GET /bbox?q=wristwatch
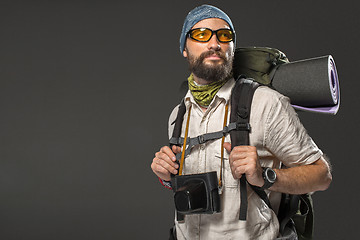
[261,167,277,190]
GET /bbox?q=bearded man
[151,5,332,240]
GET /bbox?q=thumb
[172,145,181,154]
[223,142,232,153]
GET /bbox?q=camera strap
[178,105,192,176]
[219,103,229,189]
[175,102,228,181]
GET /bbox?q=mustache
[199,50,226,61]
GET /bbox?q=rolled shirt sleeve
[251,86,323,167]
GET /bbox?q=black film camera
[171,171,221,214]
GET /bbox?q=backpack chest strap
[169,121,251,158]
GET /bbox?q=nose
[207,34,221,51]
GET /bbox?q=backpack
[233,47,315,239]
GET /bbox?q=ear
[183,49,188,58]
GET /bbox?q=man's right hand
[151,145,181,181]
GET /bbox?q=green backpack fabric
[233,46,289,85]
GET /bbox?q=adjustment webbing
[239,175,248,220]
[169,121,251,158]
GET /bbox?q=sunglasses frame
[187,28,234,43]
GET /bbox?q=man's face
[183,18,235,83]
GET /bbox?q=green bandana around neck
[187,74,228,107]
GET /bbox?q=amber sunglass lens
[216,29,233,42]
[190,29,212,42]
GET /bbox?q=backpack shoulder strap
[230,77,273,220]
[169,100,186,147]
[230,77,263,221]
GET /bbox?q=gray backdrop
[0,0,357,239]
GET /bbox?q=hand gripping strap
[170,100,187,222]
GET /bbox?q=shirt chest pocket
[214,151,240,188]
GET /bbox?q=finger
[155,152,179,169]
[230,151,247,160]
[230,156,259,174]
[230,158,260,181]
[230,165,243,179]
[223,142,232,153]
[153,157,178,175]
[172,145,182,154]
[230,157,247,168]
[160,146,177,161]
[151,161,173,181]
[230,146,257,161]
[231,165,247,179]
[231,159,257,171]
[232,145,257,153]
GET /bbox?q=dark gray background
[0,0,357,239]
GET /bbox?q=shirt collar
[216,78,235,103]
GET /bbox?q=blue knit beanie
[179,4,236,54]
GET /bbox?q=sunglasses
[187,28,234,43]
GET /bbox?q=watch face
[265,168,276,183]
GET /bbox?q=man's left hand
[223,142,264,187]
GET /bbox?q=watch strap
[260,167,276,190]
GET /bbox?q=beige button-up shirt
[168,78,322,240]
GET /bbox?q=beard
[186,49,234,83]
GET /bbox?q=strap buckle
[222,126,229,136]
[236,122,251,132]
[169,137,179,145]
[197,135,206,144]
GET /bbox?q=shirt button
[200,145,205,150]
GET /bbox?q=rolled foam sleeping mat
[271,55,340,114]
